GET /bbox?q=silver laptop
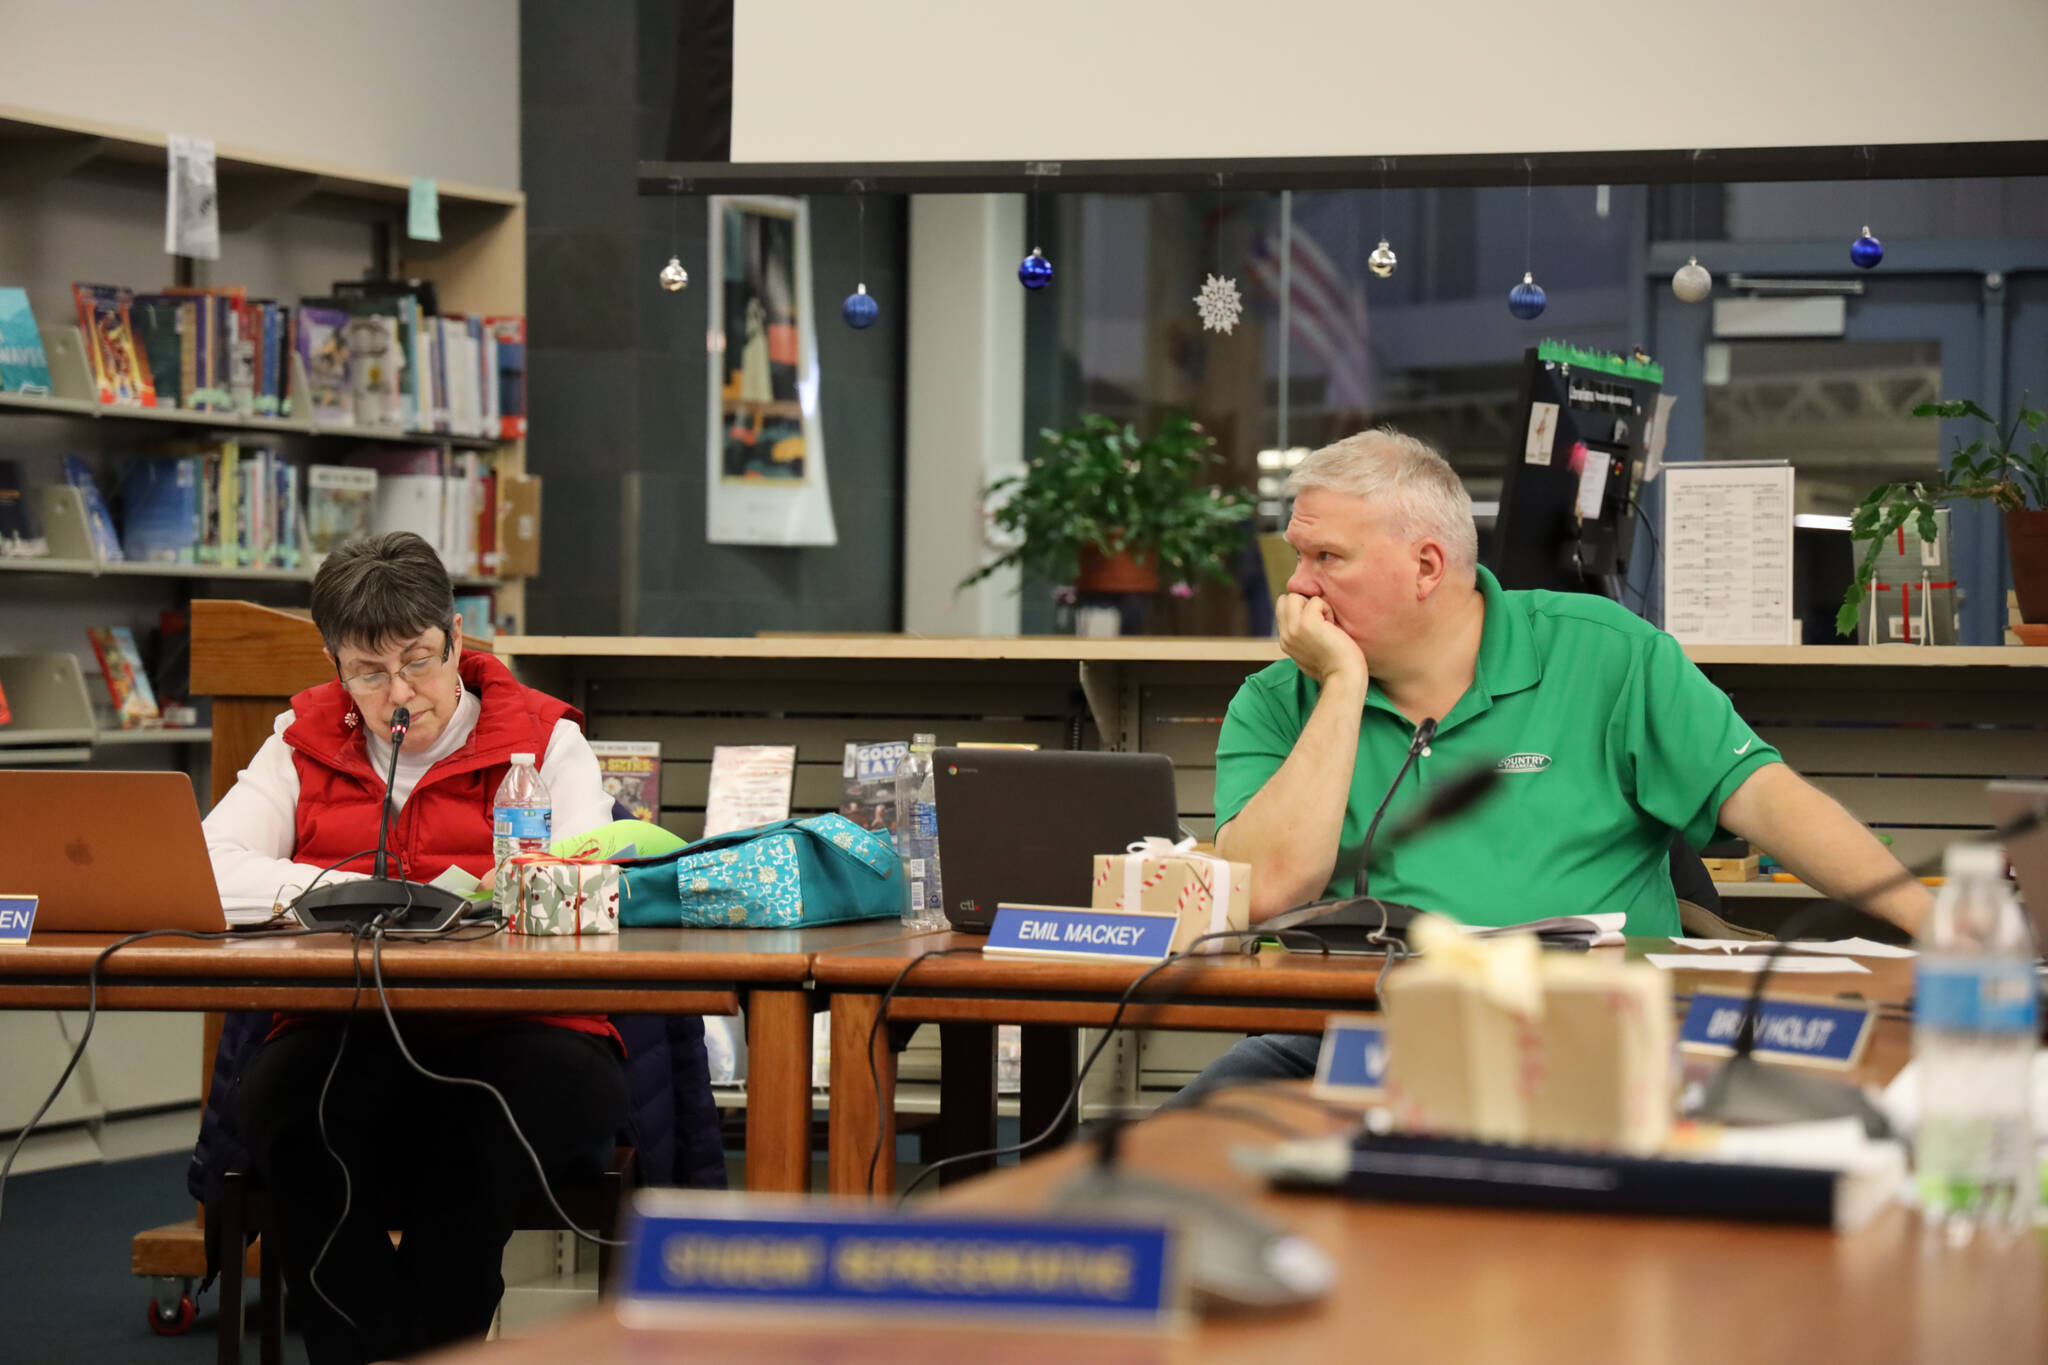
[0,770,227,934]
[1988,780,2048,943]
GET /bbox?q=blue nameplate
[617,1192,1180,1328]
[0,895,37,945]
[1312,1014,1387,1101]
[982,904,1178,962]
[1678,991,1872,1069]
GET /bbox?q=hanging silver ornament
[1671,257,1713,303]
[658,256,689,292]
[1368,239,1397,279]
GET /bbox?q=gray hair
[311,531,456,656]
[1283,428,1478,572]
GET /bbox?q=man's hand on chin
[1277,593,1367,689]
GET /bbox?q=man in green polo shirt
[1184,429,1929,1092]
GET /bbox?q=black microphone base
[1692,1054,1894,1139]
[292,878,473,934]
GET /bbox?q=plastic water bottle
[492,753,552,908]
[892,733,948,931]
[1913,840,2038,1242]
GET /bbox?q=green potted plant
[961,412,1254,596]
[1838,397,2048,637]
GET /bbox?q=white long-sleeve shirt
[203,689,616,921]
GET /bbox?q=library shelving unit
[0,103,535,779]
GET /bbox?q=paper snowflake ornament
[1194,272,1243,334]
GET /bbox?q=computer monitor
[1793,519,1856,644]
[1488,346,1661,599]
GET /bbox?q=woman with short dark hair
[202,531,625,1365]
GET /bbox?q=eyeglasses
[341,653,445,696]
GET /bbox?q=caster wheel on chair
[147,1292,197,1335]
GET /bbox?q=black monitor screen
[1487,348,1661,598]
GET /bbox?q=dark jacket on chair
[186,1009,728,1285]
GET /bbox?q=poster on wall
[705,195,838,546]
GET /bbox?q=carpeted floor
[0,1150,297,1365]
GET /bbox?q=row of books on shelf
[0,282,526,440]
[0,444,533,580]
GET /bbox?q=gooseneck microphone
[290,701,472,933]
[373,705,410,879]
[1357,717,1437,896]
[1384,763,1500,846]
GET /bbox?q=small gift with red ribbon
[505,852,623,936]
[1090,836,1251,955]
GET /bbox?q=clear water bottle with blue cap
[492,753,552,909]
[1914,840,2038,1241]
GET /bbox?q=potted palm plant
[961,412,1254,598]
[1838,397,2047,637]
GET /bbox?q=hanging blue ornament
[1507,271,1547,320]
[1850,226,1884,269]
[1017,247,1054,290]
[842,283,878,330]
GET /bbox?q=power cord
[893,923,1341,1204]
[865,947,988,1197]
[0,846,385,1227]
[367,921,626,1249]
[1621,493,1661,618]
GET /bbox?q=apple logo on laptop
[65,838,92,867]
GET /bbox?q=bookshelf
[0,104,534,786]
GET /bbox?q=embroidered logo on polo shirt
[1495,753,1553,773]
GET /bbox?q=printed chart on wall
[1661,461,1794,645]
[705,195,837,546]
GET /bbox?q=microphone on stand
[1692,796,2048,1135]
[292,703,471,933]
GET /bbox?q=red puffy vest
[282,651,616,1048]
[285,651,576,884]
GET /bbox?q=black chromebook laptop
[933,749,1182,933]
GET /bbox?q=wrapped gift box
[1091,837,1252,955]
[1855,508,1958,645]
[505,854,621,936]
[1382,917,1672,1153]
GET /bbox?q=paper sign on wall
[165,135,219,260]
[408,177,441,242]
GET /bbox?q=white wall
[0,0,521,189]
[902,196,1025,635]
[734,0,2048,163]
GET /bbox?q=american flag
[1244,224,1375,414]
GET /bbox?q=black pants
[230,1020,628,1365]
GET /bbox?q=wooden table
[0,922,914,1193]
[418,1089,2046,1365]
[813,935,1918,1197]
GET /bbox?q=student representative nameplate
[617,1192,1181,1329]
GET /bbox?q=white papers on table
[1665,937,1915,959]
[702,744,798,838]
[1645,953,1869,974]
[1660,461,1794,645]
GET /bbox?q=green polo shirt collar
[1366,566,1543,734]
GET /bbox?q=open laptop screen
[933,749,1181,933]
